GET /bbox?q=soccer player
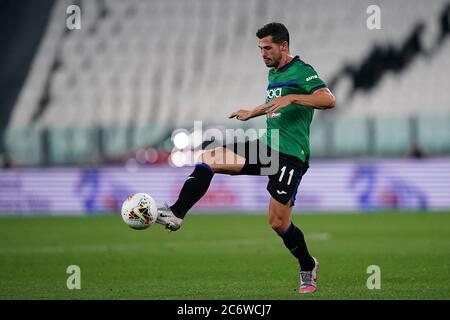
[156,22,335,294]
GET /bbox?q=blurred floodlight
[170,151,186,167]
[172,130,190,150]
[146,148,159,163]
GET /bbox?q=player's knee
[199,150,216,170]
[269,217,288,233]
[200,148,228,173]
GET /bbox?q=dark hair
[256,22,289,45]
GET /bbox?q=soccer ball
[121,193,158,230]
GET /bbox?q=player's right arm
[229,103,268,121]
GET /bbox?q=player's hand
[266,95,294,113]
[229,109,253,121]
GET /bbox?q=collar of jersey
[271,55,300,73]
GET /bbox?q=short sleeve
[297,65,327,94]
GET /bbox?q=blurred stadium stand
[1,0,450,166]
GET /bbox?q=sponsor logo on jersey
[268,112,281,118]
[266,87,282,100]
[306,75,318,82]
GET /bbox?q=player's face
[258,36,283,68]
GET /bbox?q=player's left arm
[266,87,335,113]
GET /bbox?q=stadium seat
[5,0,450,163]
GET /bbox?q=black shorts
[224,139,309,206]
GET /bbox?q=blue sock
[278,222,315,271]
[170,163,214,219]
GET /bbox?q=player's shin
[170,163,215,219]
[277,222,315,271]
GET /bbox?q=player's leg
[157,147,245,231]
[269,198,319,293]
[269,197,315,272]
[200,146,247,174]
[266,155,319,293]
[171,146,245,217]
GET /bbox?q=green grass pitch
[0,212,449,299]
